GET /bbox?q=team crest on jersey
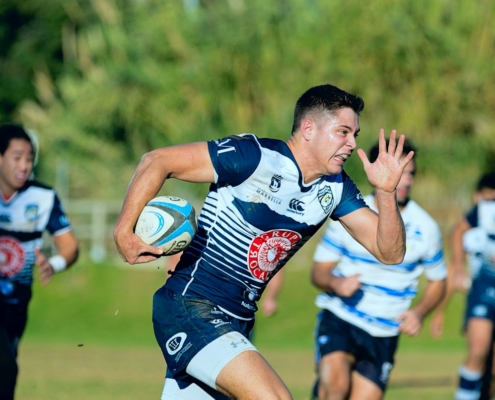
[24,204,38,221]
[269,175,283,192]
[317,185,334,214]
[247,229,301,281]
[0,236,25,278]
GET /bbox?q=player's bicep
[338,207,379,255]
[158,142,215,183]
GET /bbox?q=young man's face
[0,138,34,196]
[311,107,360,176]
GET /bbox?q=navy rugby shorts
[152,286,255,384]
[314,309,398,391]
[465,268,495,324]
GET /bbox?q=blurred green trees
[1,0,494,203]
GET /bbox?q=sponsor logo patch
[0,236,25,278]
[247,229,301,281]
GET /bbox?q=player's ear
[300,119,314,141]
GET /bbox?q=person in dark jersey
[113,83,414,400]
[0,123,79,400]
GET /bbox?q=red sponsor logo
[0,236,26,278]
[247,229,301,281]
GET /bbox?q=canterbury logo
[289,199,305,212]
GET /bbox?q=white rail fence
[63,199,123,262]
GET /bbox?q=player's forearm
[450,219,470,273]
[311,262,338,292]
[374,189,406,264]
[411,279,446,319]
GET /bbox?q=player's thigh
[349,371,383,400]
[319,351,354,387]
[466,318,494,356]
[216,350,292,400]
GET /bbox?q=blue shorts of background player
[465,268,495,323]
[313,309,398,396]
[153,286,257,399]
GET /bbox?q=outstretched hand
[357,129,414,193]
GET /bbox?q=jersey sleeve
[330,172,368,220]
[47,194,72,236]
[421,221,447,281]
[313,220,346,262]
[207,134,262,187]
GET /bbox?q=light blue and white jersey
[313,194,446,337]
[0,181,72,285]
[463,227,486,278]
[466,200,495,273]
[165,134,367,320]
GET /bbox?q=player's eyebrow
[337,124,360,135]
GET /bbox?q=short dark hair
[368,138,417,164]
[0,123,34,156]
[291,84,365,134]
[477,172,495,191]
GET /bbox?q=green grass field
[16,252,467,400]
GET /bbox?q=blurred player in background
[114,83,414,400]
[310,139,446,400]
[436,171,495,400]
[0,123,79,400]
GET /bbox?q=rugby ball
[134,196,197,255]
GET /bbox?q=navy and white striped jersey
[465,200,495,272]
[313,194,446,337]
[165,134,367,320]
[0,181,72,285]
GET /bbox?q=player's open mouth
[335,154,349,163]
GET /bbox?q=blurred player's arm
[311,261,361,297]
[260,269,285,317]
[399,277,446,337]
[429,266,457,338]
[450,217,472,291]
[36,230,79,286]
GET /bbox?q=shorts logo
[0,236,26,278]
[166,332,188,355]
[473,305,488,317]
[231,338,247,348]
[25,204,39,221]
[317,335,330,345]
[318,186,334,214]
[269,175,283,192]
[380,362,393,383]
[247,229,301,281]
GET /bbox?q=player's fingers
[378,128,386,155]
[356,148,370,167]
[387,130,398,155]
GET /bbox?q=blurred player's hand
[332,274,361,297]
[397,309,422,336]
[261,297,278,317]
[452,269,471,292]
[429,311,444,339]
[35,248,54,286]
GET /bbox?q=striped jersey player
[113,84,415,400]
[313,193,446,337]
